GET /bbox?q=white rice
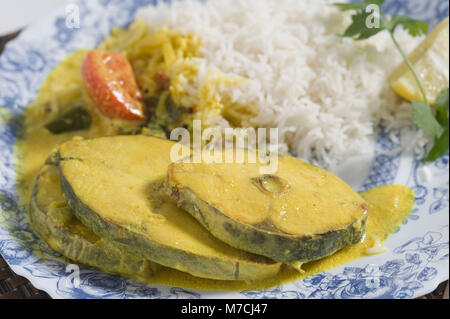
[137,0,425,169]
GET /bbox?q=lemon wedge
[390,17,449,105]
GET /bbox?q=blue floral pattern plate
[0,0,448,299]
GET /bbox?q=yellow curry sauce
[14,49,415,291]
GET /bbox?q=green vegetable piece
[45,106,91,134]
[143,96,159,118]
[141,124,167,139]
[151,93,192,128]
[165,94,191,122]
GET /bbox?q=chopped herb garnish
[435,88,449,127]
[426,88,449,161]
[426,127,449,162]
[334,1,449,161]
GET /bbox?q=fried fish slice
[58,136,281,281]
[29,156,161,283]
[167,149,368,265]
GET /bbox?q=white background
[0,0,66,35]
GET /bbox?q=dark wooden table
[0,31,448,300]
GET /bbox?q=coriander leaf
[426,128,449,162]
[334,0,385,12]
[436,88,449,108]
[341,12,369,37]
[340,10,385,40]
[334,3,366,11]
[387,15,429,36]
[435,88,449,126]
[436,107,449,127]
[412,100,442,136]
[335,1,441,162]
[364,0,385,5]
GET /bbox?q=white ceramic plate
[0,0,448,299]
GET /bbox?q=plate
[0,0,448,299]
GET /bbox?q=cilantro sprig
[421,89,449,161]
[334,0,449,161]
